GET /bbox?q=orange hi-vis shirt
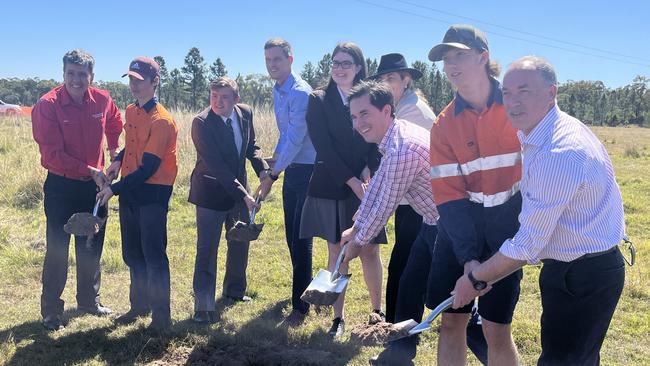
[430,82,521,208]
[122,102,178,186]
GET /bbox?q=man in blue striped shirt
[451,56,626,365]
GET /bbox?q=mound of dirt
[148,343,332,366]
[350,321,411,346]
[300,289,340,305]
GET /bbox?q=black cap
[369,53,423,80]
[428,24,489,62]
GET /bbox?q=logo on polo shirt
[92,113,104,119]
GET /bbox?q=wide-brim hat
[370,53,423,80]
[428,24,489,62]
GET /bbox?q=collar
[135,97,158,113]
[520,105,560,147]
[218,109,238,124]
[274,72,297,93]
[59,85,95,106]
[454,78,503,116]
[336,85,349,106]
[378,119,398,154]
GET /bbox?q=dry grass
[0,113,648,365]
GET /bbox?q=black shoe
[192,311,216,324]
[78,303,112,316]
[147,319,171,334]
[43,315,64,332]
[279,309,307,328]
[327,317,345,338]
[369,349,414,366]
[225,295,252,302]
[114,309,149,325]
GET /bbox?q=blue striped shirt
[499,105,625,262]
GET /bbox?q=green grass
[0,113,648,365]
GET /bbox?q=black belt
[541,246,618,265]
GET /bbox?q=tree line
[1,46,648,126]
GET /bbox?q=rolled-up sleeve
[500,151,583,261]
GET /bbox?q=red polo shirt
[32,85,123,180]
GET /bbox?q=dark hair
[264,38,292,57]
[486,60,501,78]
[210,76,239,97]
[325,42,367,90]
[348,80,395,117]
[63,49,95,73]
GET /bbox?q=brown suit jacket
[188,104,268,211]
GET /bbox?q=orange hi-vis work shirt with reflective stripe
[430,83,521,208]
[121,102,178,186]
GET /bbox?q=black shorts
[426,221,522,324]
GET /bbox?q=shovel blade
[300,269,350,305]
[226,222,264,242]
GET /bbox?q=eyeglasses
[330,60,355,69]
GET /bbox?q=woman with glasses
[300,42,386,338]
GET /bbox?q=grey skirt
[300,194,387,244]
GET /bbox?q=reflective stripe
[430,163,461,178]
[468,182,520,207]
[460,152,521,176]
[430,151,521,179]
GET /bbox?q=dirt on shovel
[350,315,413,346]
[63,212,106,246]
[300,289,340,305]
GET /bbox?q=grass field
[0,110,648,366]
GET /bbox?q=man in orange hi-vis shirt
[97,57,178,333]
[427,25,523,366]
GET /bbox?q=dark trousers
[193,204,250,311]
[538,249,625,366]
[41,172,106,318]
[386,204,423,323]
[282,163,314,314]
[385,223,437,359]
[119,201,171,325]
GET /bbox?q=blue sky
[2,0,648,88]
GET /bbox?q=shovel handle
[330,245,346,281]
[92,198,101,217]
[249,195,262,223]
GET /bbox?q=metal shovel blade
[64,198,105,248]
[226,196,264,242]
[300,247,350,305]
[388,296,455,341]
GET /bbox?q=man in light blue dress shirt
[258,38,316,327]
[451,56,627,366]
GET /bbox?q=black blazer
[188,104,268,211]
[306,82,380,200]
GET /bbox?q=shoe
[280,309,307,327]
[192,311,216,324]
[369,349,414,366]
[369,309,386,325]
[114,309,149,325]
[43,315,64,332]
[146,319,171,334]
[78,303,112,316]
[225,295,252,302]
[327,317,345,338]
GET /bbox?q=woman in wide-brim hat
[369,52,437,325]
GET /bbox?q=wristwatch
[269,172,279,181]
[467,271,488,291]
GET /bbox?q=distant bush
[623,145,642,158]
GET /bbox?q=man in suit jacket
[188,77,269,323]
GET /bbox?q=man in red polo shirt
[97,57,178,332]
[32,49,123,331]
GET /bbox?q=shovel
[64,198,107,248]
[300,246,351,306]
[226,196,264,242]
